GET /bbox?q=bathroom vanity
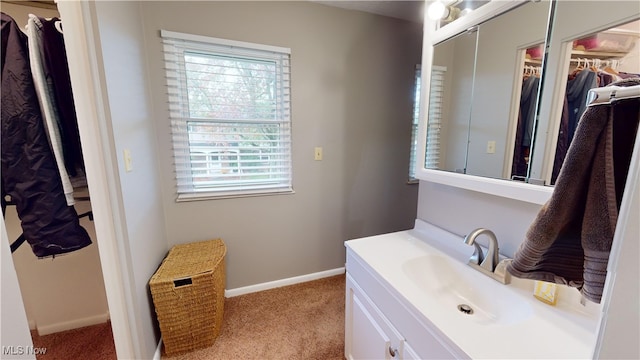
[344,0,639,358]
[344,220,601,359]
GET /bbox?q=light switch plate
[124,149,133,172]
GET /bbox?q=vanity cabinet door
[346,274,403,359]
[401,341,421,360]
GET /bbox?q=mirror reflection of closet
[551,19,640,184]
[511,43,544,181]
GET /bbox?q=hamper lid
[151,239,226,281]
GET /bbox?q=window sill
[176,189,295,202]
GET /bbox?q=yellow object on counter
[533,281,558,305]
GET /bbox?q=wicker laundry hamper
[149,239,226,356]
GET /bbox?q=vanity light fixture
[427,1,448,20]
[427,1,462,21]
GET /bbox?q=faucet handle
[493,259,512,285]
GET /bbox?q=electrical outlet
[314,147,323,161]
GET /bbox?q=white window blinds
[161,30,292,200]
[425,66,447,170]
[409,65,422,181]
[409,65,446,179]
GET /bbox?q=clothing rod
[587,84,640,107]
[570,58,618,62]
[570,58,622,67]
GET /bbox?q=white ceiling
[314,1,425,24]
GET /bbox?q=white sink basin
[345,220,602,359]
[401,254,533,326]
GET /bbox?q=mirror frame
[416,0,553,205]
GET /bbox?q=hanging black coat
[1,13,91,257]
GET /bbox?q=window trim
[160,30,291,56]
[161,30,293,201]
[409,65,446,182]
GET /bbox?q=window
[409,65,446,180]
[161,31,292,200]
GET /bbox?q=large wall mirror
[426,0,549,179]
[417,0,640,204]
[529,1,640,185]
[466,0,549,180]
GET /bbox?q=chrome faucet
[464,228,499,272]
[463,228,510,284]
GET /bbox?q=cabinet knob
[389,345,398,358]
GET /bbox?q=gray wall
[140,1,422,289]
[93,2,170,357]
[417,180,542,258]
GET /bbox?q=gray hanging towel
[507,78,640,304]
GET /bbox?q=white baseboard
[153,337,163,360]
[225,267,345,298]
[36,312,110,336]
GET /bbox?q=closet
[551,19,640,184]
[1,1,114,357]
[511,44,544,180]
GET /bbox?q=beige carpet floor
[30,321,116,360]
[163,274,346,360]
[28,274,345,360]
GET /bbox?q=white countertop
[345,220,601,359]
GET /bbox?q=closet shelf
[571,49,629,60]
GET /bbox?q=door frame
[54,1,139,358]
